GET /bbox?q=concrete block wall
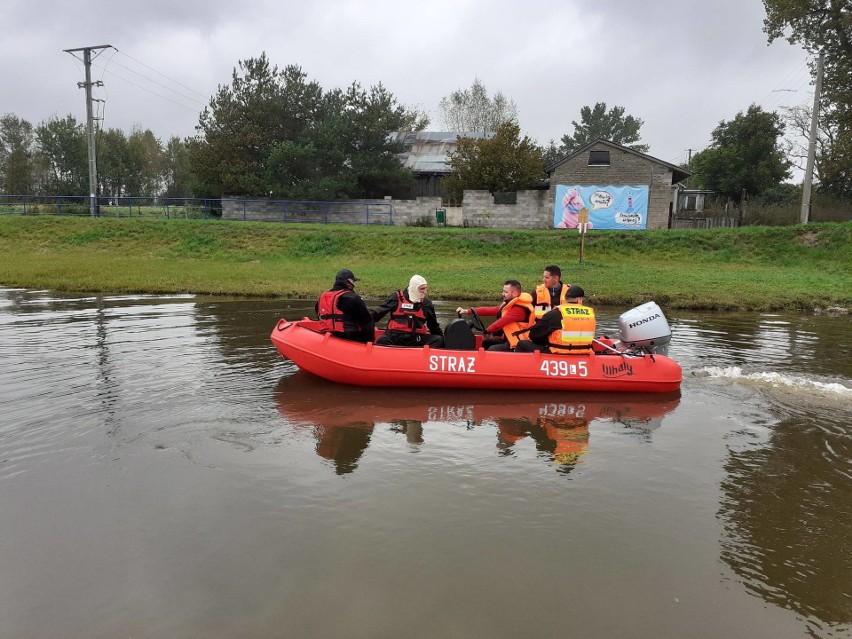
[547,142,676,229]
[460,190,550,228]
[387,196,443,226]
[221,198,394,224]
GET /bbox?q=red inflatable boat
[271,306,682,393]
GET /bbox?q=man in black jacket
[516,285,589,353]
[315,269,375,343]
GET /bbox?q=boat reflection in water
[274,374,680,475]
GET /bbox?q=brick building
[547,139,691,229]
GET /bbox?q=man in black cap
[515,285,596,354]
[315,269,375,343]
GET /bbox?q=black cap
[335,268,360,282]
[567,285,585,298]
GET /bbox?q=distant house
[390,131,495,200]
[546,139,691,230]
[675,187,716,213]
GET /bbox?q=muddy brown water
[0,289,849,638]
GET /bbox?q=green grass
[0,216,850,311]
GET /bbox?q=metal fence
[0,195,220,219]
[671,215,739,229]
[0,194,394,225]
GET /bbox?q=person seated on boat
[371,274,444,348]
[515,285,595,354]
[533,264,571,319]
[315,268,376,343]
[456,280,535,351]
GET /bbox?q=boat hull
[271,319,682,392]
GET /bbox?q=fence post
[243,200,247,221]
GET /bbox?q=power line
[90,63,202,113]
[758,63,812,111]
[102,56,207,107]
[114,49,209,100]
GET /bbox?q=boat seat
[443,318,477,351]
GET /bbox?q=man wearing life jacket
[456,280,535,351]
[315,268,375,343]
[515,285,595,354]
[533,264,571,319]
[371,275,444,348]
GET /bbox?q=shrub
[406,215,435,227]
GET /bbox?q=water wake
[700,366,852,398]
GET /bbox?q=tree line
[0,114,192,199]
[1,0,848,207]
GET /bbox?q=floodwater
[0,288,849,639]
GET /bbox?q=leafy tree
[191,53,423,199]
[35,115,88,196]
[189,54,290,197]
[0,114,37,194]
[444,122,544,202]
[96,127,164,199]
[267,81,421,199]
[97,128,131,198]
[559,102,649,154]
[541,139,563,168]
[127,128,164,198]
[438,78,518,133]
[690,104,791,201]
[163,137,193,198]
[763,0,852,197]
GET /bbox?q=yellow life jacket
[547,304,596,355]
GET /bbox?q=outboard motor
[618,301,672,356]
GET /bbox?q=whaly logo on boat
[602,361,634,377]
[429,354,477,373]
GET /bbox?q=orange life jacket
[499,293,536,348]
[386,290,429,334]
[547,304,596,355]
[317,289,362,333]
[534,282,570,319]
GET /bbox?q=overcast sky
[2,0,813,171]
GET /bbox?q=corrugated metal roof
[391,131,496,174]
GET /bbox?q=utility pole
[63,44,112,216]
[685,148,693,188]
[801,51,824,224]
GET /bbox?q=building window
[588,150,610,166]
[685,195,697,211]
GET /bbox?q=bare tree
[438,78,518,133]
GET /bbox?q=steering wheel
[467,308,486,333]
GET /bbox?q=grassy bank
[0,215,850,311]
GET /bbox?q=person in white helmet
[372,274,443,348]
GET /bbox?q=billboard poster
[553,185,649,230]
